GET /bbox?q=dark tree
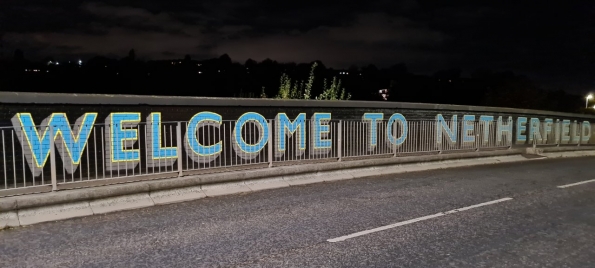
[13,49,24,62]
[128,49,136,61]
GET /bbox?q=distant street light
[587,94,593,108]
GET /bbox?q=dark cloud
[1,1,594,92]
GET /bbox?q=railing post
[475,122,480,152]
[556,120,560,147]
[176,122,183,177]
[268,119,273,168]
[533,132,537,151]
[437,119,442,154]
[337,120,342,161]
[393,120,397,157]
[578,122,582,147]
[49,126,58,191]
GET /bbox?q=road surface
[1,157,595,267]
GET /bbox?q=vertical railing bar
[21,127,26,187]
[101,126,106,179]
[144,124,148,175]
[207,121,212,169]
[2,130,6,189]
[62,127,70,182]
[135,124,139,176]
[94,126,98,180]
[201,120,206,169]
[157,123,162,173]
[345,121,349,157]
[124,125,128,178]
[78,127,83,181]
[169,124,173,172]
[217,121,225,167]
[134,124,139,176]
[116,124,120,178]
[32,127,37,186]
[229,120,232,167]
[357,121,361,157]
[34,127,42,186]
[333,121,336,158]
[361,120,364,157]
[222,121,226,168]
[578,121,582,147]
[230,121,234,167]
[343,120,355,157]
[338,120,342,161]
[49,127,57,191]
[268,119,273,167]
[11,129,16,188]
[84,125,89,180]
[176,122,183,176]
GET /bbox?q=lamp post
[587,94,593,108]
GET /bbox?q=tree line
[0,49,591,114]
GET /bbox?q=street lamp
[587,94,593,108]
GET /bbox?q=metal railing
[0,118,528,196]
[532,121,591,147]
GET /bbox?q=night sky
[1,1,594,93]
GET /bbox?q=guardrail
[0,118,520,196]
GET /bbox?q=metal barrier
[0,119,517,196]
[532,120,591,147]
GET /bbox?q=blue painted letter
[275,113,306,157]
[105,113,141,171]
[363,113,383,150]
[232,112,269,160]
[387,113,407,146]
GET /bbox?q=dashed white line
[327,197,513,243]
[557,179,595,189]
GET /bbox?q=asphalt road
[1,157,595,267]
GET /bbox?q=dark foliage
[0,50,588,114]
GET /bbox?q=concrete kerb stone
[399,163,439,173]
[0,198,17,212]
[541,146,595,153]
[245,177,289,191]
[0,211,19,229]
[150,186,206,205]
[494,155,528,163]
[14,190,92,211]
[374,165,403,176]
[13,182,150,211]
[18,201,93,226]
[201,182,252,197]
[199,172,247,185]
[321,170,356,182]
[244,167,288,179]
[90,193,154,215]
[283,173,323,186]
[544,150,595,158]
[348,166,384,179]
[145,176,201,192]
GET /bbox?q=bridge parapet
[0,92,594,197]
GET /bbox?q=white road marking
[557,179,595,189]
[327,197,513,243]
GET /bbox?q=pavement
[1,157,595,267]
